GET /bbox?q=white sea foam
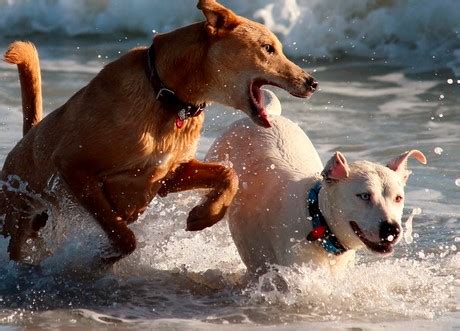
[0,189,456,325]
[0,0,459,72]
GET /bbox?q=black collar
[306,182,348,255]
[146,42,206,128]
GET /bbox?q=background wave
[0,0,459,73]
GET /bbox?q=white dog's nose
[380,222,401,241]
[262,89,282,116]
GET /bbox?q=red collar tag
[175,117,184,129]
[307,225,327,241]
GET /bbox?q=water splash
[0,174,457,326]
[248,257,457,322]
[404,207,422,245]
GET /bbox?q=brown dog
[0,0,317,264]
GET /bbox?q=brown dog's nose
[306,76,318,90]
[379,221,401,242]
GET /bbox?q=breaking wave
[0,0,459,73]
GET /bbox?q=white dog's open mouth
[249,79,273,128]
[350,221,394,255]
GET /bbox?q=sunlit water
[0,21,459,331]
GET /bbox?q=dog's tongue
[256,108,271,127]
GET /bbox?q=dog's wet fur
[0,0,317,264]
[206,92,426,273]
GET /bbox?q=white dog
[205,90,426,273]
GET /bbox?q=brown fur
[0,0,316,264]
[4,41,43,136]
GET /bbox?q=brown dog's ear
[197,0,240,35]
[322,152,350,181]
[387,150,427,183]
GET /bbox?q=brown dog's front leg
[57,165,136,264]
[158,159,238,231]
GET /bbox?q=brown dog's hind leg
[8,232,25,261]
[158,159,238,231]
[5,212,30,262]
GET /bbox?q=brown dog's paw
[186,203,228,231]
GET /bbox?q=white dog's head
[319,150,427,255]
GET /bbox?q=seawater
[0,0,459,329]
[1,0,460,72]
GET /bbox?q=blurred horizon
[0,0,459,73]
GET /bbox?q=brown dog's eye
[395,195,403,203]
[263,44,275,54]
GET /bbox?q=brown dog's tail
[4,41,43,136]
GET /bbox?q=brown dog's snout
[379,221,401,242]
[305,75,318,92]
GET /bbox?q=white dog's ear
[197,0,240,35]
[387,150,427,183]
[322,152,350,180]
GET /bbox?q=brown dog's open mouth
[249,79,317,128]
[350,221,394,255]
[249,79,273,128]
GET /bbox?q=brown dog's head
[196,0,317,127]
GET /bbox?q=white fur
[205,90,418,273]
[262,89,282,116]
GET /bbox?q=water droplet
[439,94,445,99]
[404,207,421,244]
[270,164,275,170]
[434,147,443,155]
[455,179,460,187]
[447,78,453,84]
[413,207,422,215]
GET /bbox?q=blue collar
[306,182,348,255]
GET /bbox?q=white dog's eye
[395,195,403,203]
[263,44,275,54]
[357,193,371,201]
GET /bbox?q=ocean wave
[0,0,459,70]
